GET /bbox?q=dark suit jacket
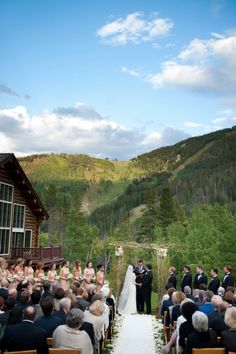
[181,272,192,291]
[193,272,208,289]
[1,320,48,354]
[34,314,63,337]
[222,273,234,290]
[81,321,95,346]
[53,309,67,324]
[167,274,177,288]
[211,312,229,336]
[185,329,218,354]
[222,328,236,352]
[208,276,220,294]
[142,270,153,295]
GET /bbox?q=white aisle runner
[111,314,158,354]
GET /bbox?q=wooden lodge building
[0,153,63,266]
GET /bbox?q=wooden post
[156,247,168,310]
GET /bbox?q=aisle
[111,314,161,354]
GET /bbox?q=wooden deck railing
[10,245,62,266]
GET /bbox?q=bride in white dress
[117,264,137,315]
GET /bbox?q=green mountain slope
[18,126,236,234]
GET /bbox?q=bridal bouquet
[7,276,15,283]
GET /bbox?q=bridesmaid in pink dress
[83,260,95,294]
[48,262,58,287]
[34,261,45,286]
[0,257,8,284]
[14,258,25,285]
[6,261,16,290]
[59,260,70,290]
[72,260,82,283]
[24,259,34,292]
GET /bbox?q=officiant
[134,259,145,312]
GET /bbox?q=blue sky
[0,0,236,159]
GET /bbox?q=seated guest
[53,287,65,311]
[171,291,186,324]
[217,286,225,298]
[185,311,218,354]
[184,286,195,301]
[34,296,63,337]
[31,289,43,320]
[160,287,176,325]
[71,307,95,346]
[0,279,9,300]
[179,300,199,353]
[199,290,214,314]
[41,281,54,298]
[207,295,223,327]
[16,289,31,310]
[84,300,105,342]
[7,306,23,325]
[1,306,48,354]
[192,289,200,302]
[54,297,71,323]
[224,289,234,305]
[222,306,236,352]
[76,287,90,311]
[52,308,93,354]
[211,301,230,336]
[195,290,206,306]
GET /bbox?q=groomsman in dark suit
[194,266,208,289]
[181,265,192,292]
[167,266,177,289]
[222,265,234,290]
[208,268,220,294]
[142,263,153,315]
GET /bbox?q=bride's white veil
[117,265,134,313]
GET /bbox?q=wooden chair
[229,352,236,354]
[163,310,171,344]
[49,349,81,354]
[47,337,53,347]
[192,348,225,354]
[4,351,37,354]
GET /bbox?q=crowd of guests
[0,257,115,354]
[161,264,236,354]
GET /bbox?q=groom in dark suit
[142,263,153,315]
[134,259,145,312]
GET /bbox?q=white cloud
[97,12,173,45]
[184,121,208,129]
[212,116,236,124]
[120,66,141,77]
[146,33,236,93]
[0,103,190,160]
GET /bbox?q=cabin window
[25,230,32,248]
[0,182,13,255]
[12,230,32,248]
[13,204,25,229]
[12,232,24,248]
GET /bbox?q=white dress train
[117,265,137,315]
